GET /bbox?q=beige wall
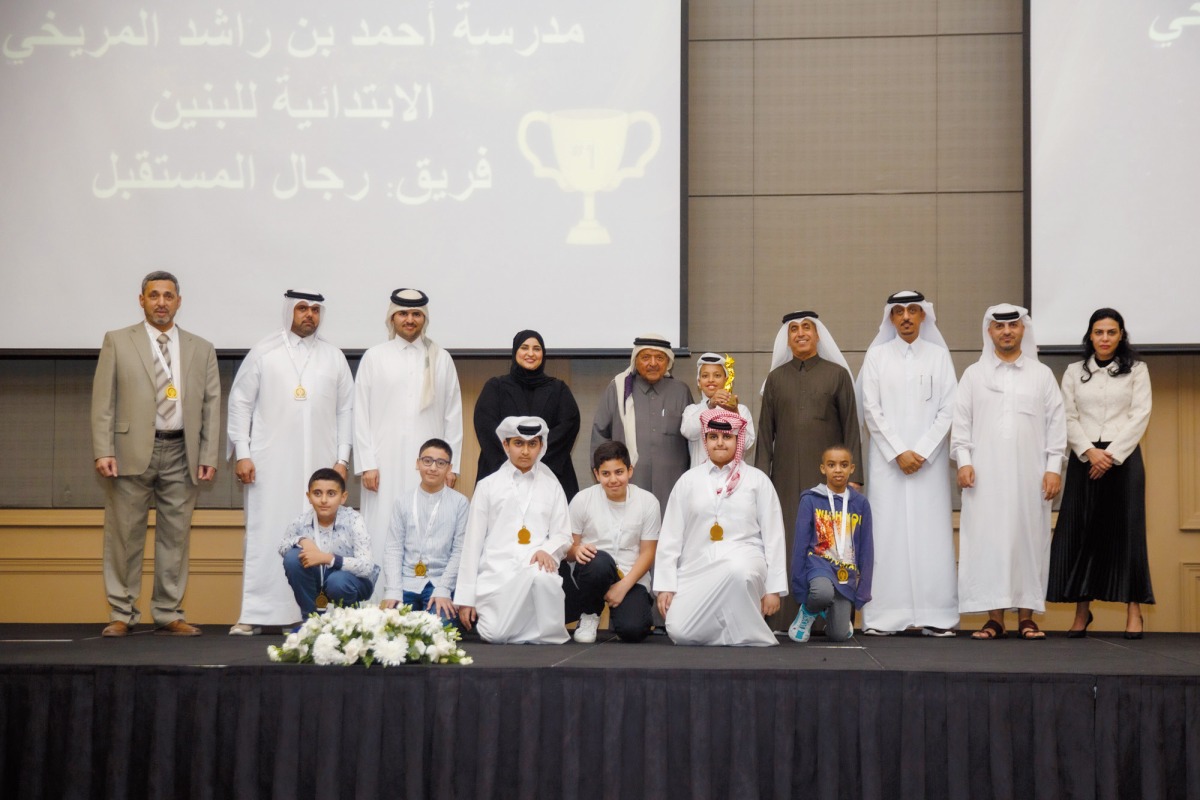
[3,0,1198,630]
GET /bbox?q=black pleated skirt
[1047,443,1155,604]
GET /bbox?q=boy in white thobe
[681,352,755,468]
[655,408,788,647]
[456,416,571,644]
[227,290,354,634]
[952,304,1066,640]
[856,290,959,636]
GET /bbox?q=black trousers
[559,550,653,642]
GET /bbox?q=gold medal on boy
[836,566,850,584]
[294,386,307,401]
[414,561,427,577]
[518,527,531,544]
[710,524,724,541]
[165,384,178,400]
[315,591,329,609]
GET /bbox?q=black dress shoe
[1124,614,1144,639]
[1067,611,1094,639]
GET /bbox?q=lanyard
[514,469,537,540]
[150,332,175,384]
[281,331,314,391]
[824,487,851,561]
[712,464,737,521]
[411,488,443,567]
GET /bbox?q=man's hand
[1043,471,1062,501]
[446,472,458,489]
[530,550,556,572]
[381,599,401,609]
[235,458,255,485]
[957,466,975,489]
[657,591,674,619]
[332,462,348,480]
[95,457,118,478]
[573,543,597,565]
[298,538,331,568]
[895,450,926,475]
[604,580,631,608]
[761,592,781,617]
[458,605,477,631]
[197,465,216,482]
[362,469,380,492]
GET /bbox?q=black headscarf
[510,329,554,389]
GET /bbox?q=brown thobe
[754,355,863,629]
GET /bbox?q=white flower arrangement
[267,604,473,666]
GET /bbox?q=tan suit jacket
[91,323,221,480]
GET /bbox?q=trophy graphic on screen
[518,109,661,245]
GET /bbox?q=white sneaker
[788,607,819,643]
[228,623,260,636]
[922,626,956,638]
[863,628,895,636]
[574,613,600,643]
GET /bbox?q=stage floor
[2,623,1198,676]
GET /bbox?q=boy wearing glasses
[381,439,469,624]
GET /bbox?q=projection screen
[1029,0,1200,349]
[0,1,684,352]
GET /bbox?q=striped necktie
[155,333,173,421]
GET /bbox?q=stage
[3,626,1198,800]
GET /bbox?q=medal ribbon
[824,487,852,563]
[711,464,736,533]
[410,488,443,576]
[515,470,537,540]
[281,331,315,394]
[150,332,175,386]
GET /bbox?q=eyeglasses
[419,457,451,469]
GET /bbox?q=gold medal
[315,591,328,609]
[414,561,427,577]
[165,384,178,400]
[836,566,850,584]
[710,524,724,541]
[518,527,531,544]
[294,386,307,401]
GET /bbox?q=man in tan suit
[92,271,221,636]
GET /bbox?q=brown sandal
[971,619,1005,640]
[1018,619,1046,640]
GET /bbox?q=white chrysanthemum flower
[373,638,407,666]
[312,632,343,665]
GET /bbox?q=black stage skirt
[1047,442,1155,604]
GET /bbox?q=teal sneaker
[788,606,820,643]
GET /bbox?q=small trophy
[722,353,738,410]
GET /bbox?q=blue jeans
[403,582,461,630]
[282,547,375,620]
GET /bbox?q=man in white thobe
[655,408,787,647]
[227,290,354,634]
[857,290,959,636]
[456,416,572,644]
[952,304,1067,640]
[354,288,463,598]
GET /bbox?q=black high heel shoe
[1124,614,1144,640]
[1067,611,1094,639]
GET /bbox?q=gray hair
[142,271,180,294]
